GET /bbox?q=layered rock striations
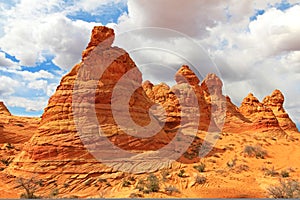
[263,89,298,132]
[7,26,175,179]
[2,25,297,184]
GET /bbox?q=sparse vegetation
[63,183,70,188]
[194,163,206,172]
[165,185,180,195]
[267,179,300,198]
[122,179,131,187]
[195,175,207,184]
[135,174,160,193]
[226,158,237,168]
[135,179,145,192]
[281,170,290,178]
[177,169,186,178]
[237,164,249,172]
[243,145,267,159]
[161,169,170,182]
[129,193,143,198]
[50,188,59,198]
[145,174,160,193]
[128,176,135,182]
[16,177,42,199]
[264,166,279,177]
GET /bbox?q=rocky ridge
[0,26,299,198]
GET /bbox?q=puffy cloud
[0,75,23,96]
[201,5,300,126]
[2,68,55,81]
[0,52,19,68]
[112,0,300,127]
[0,0,102,69]
[27,79,48,91]
[3,96,48,112]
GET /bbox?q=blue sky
[0,0,299,129]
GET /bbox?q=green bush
[281,170,290,178]
[145,174,160,193]
[177,169,185,178]
[194,163,206,172]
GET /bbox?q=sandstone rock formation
[263,90,298,132]
[0,25,299,198]
[239,93,284,134]
[0,102,39,144]
[0,102,10,116]
[143,66,218,133]
[7,26,177,180]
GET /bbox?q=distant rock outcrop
[0,102,11,116]
[239,93,284,134]
[263,90,298,132]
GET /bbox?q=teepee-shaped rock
[263,90,298,132]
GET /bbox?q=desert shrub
[194,163,206,172]
[281,170,290,178]
[177,169,185,178]
[243,145,267,159]
[16,177,42,199]
[264,166,279,177]
[63,183,70,188]
[237,164,249,172]
[128,176,135,182]
[226,158,237,168]
[135,175,160,193]
[122,179,131,187]
[165,185,180,195]
[161,169,170,182]
[135,179,145,192]
[129,193,143,198]
[50,188,59,197]
[267,179,300,198]
[145,174,160,193]
[195,175,207,184]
